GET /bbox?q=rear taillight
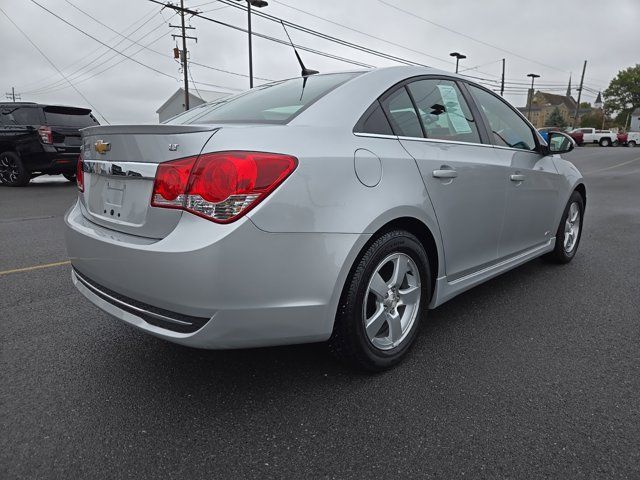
[151,151,297,223]
[77,155,84,192]
[38,126,52,144]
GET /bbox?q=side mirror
[547,131,575,154]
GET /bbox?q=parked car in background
[617,131,639,147]
[0,102,99,186]
[65,66,586,371]
[570,127,617,147]
[539,127,584,146]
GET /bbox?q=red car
[538,127,583,146]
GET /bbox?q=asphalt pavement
[1,146,639,479]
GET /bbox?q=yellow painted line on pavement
[0,260,71,276]
[586,156,640,174]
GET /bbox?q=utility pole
[527,73,540,121]
[573,60,587,129]
[236,0,268,89]
[5,87,21,102]
[500,59,505,97]
[169,1,198,111]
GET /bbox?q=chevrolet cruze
[65,66,585,370]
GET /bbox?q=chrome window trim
[82,160,158,180]
[354,132,543,155]
[353,132,399,140]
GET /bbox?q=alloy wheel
[0,154,20,184]
[564,201,581,253]
[363,252,421,350]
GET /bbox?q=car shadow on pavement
[84,256,575,411]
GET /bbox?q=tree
[603,64,640,114]
[579,102,591,109]
[545,107,566,127]
[580,110,603,128]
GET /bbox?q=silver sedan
[65,66,585,371]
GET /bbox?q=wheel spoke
[365,305,388,339]
[570,203,579,222]
[387,311,403,343]
[389,255,409,288]
[399,285,420,306]
[369,272,388,300]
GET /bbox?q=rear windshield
[43,107,99,127]
[167,72,361,125]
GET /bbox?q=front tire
[63,173,76,183]
[0,151,30,187]
[329,230,431,371]
[545,191,584,264]
[628,141,637,148]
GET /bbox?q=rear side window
[170,72,361,125]
[407,78,481,144]
[467,85,536,151]
[354,101,393,135]
[381,87,423,138]
[0,107,42,125]
[43,106,98,127]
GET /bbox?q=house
[156,88,230,123]
[631,108,640,131]
[518,90,581,128]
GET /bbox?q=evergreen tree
[545,107,565,127]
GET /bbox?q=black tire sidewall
[554,191,584,262]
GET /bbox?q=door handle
[433,169,458,179]
[510,174,525,182]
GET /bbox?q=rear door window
[407,78,481,144]
[380,87,423,138]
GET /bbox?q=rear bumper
[22,149,79,173]
[64,200,368,349]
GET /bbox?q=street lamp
[237,0,268,88]
[449,52,466,74]
[527,73,540,121]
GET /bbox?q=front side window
[407,78,481,144]
[168,72,361,125]
[468,85,537,151]
[380,87,423,138]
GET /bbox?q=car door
[466,84,564,259]
[382,78,508,280]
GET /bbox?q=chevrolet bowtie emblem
[95,140,111,154]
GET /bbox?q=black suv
[0,102,99,186]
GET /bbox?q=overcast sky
[1,0,638,124]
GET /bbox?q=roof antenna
[280,20,318,77]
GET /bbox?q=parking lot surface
[2,147,639,479]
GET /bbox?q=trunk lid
[79,124,218,238]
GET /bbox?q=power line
[24,15,173,95]
[269,0,453,67]
[19,6,160,91]
[376,0,569,74]
[212,0,432,68]
[148,0,374,69]
[30,0,179,81]
[0,5,110,124]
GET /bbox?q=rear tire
[545,191,584,264]
[0,151,30,187]
[63,173,76,183]
[599,138,611,147]
[329,230,431,371]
